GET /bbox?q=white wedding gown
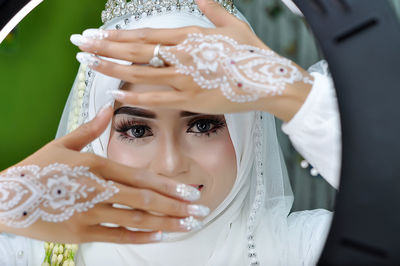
[0,63,340,266]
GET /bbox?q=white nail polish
[151,231,165,241]
[97,100,114,117]
[83,28,109,40]
[70,34,91,47]
[179,216,202,231]
[106,90,126,101]
[176,184,200,202]
[187,205,210,217]
[76,52,100,67]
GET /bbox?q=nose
[150,135,189,178]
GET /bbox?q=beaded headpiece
[101,0,236,24]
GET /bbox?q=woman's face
[107,83,237,211]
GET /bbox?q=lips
[189,184,204,191]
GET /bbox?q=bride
[0,0,340,265]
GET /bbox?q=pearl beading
[245,112,265,266]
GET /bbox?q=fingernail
[150,231,165,241]
[97,100,114,117]
[83,28,109,40]
[187,205,210,217]
[175,184,200,202]
[179,216,202,231]
[106,90,126,101]
[76,52,100,67]
[70,34,92,47]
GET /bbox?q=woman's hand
[71,0,313,122]
[0,105,207,244]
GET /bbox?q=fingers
[93,158,201,202]
[104,27,199,45]
[84,225,164,244]
[117,90,188,108]
[109,184,209,218]
[196,0,239,27]
[90,206,196,232]
[56,104,113,151]
[79,55,177,85]
[78,39,155,64]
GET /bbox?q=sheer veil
[55,2,329,265]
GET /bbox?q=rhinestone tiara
[101,0,236,24]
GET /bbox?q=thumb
[196,0,238,27]
[58,102,113,151]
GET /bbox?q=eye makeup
[113,113,227,143]
[113,116,153,143]
[186,115,226,137]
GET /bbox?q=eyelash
[186,117,226,137]
[114,118,153,143]
[113,117,226,142]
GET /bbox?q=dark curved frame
[292,0,400,264]
[0,0,31,31]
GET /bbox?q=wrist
[256,72,313,122]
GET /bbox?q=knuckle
[93,156,107,170]
[131,211,145,225]
[82,153,98,167]
[170,202,186,215]
[107,30,116,39]
[130,65,144,79]
[160,180,174,195]
[137,28,150,42]
[116,227,127,243]
[130,171,144,185]
[91,39,102,51]
[87,208,100,222]
[138,190,155,208]
[169,218,182,230]
[100,40,111,53]
[128,43,140,58]
[79,123,97,139]
[148,94,162,104]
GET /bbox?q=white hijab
[56,3,330,265]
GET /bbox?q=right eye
[125,125,152,138]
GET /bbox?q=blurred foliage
[0,0,104,169]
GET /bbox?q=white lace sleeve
[287,209,333,266]
[282,61,341,189]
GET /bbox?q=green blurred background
[1,0,399,211]
[0,0,105,169]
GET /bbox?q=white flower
[190,42,225,73]
[44,176,80,209]
[57,254,64,263]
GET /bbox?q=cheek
[191,137,236,177]
[187,131,237,202]
[107,132,156,168]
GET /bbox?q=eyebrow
[114,107,156,119]
[179,111,201,117]
[114,107,203,119]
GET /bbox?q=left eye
[188,119,216,133]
